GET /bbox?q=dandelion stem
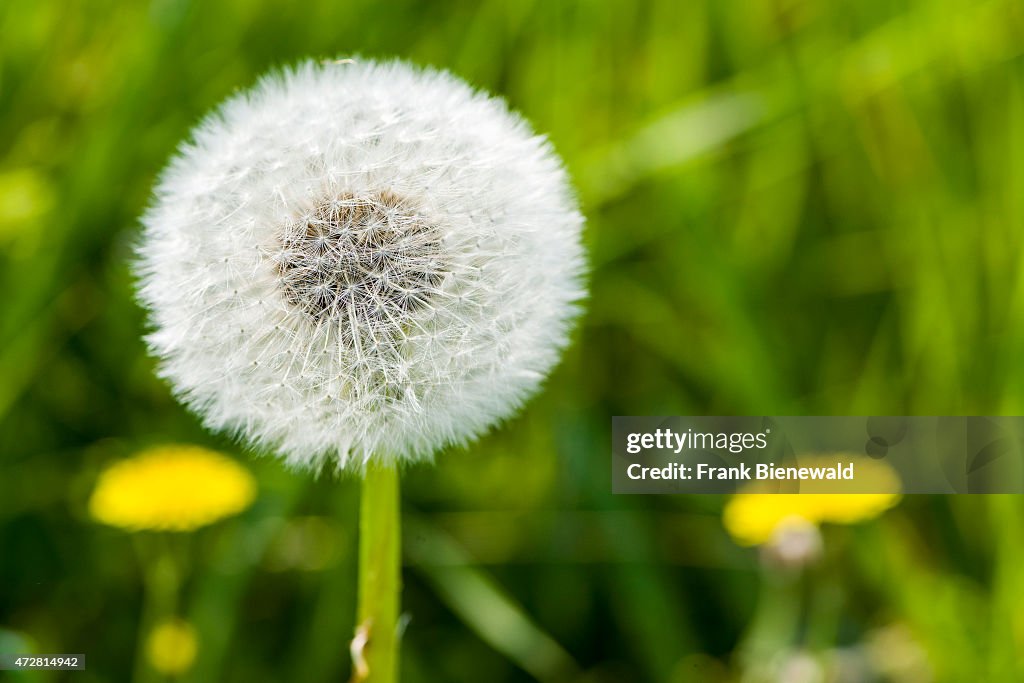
[352,465,401,683]
[132,535,181,683]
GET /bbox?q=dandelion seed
[136,59,586,472]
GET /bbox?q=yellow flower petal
[146,618,198,675]
[89,445,256,532]
[723,454,900,546]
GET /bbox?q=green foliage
[2,0,1024,680]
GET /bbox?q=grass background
[3,0,1024,680]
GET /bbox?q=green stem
[352,465,401,683]
[132,535,181,683]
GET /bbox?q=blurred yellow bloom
[146,618,197,675]
[723,455,900,546]
[724,494,898,546]
[89,445,256,532]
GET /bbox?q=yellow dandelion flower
[146,618,198,675]
[723,455,900,546]
[89,445,256,532]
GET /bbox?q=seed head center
[277,192,444,331]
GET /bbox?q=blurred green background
[3,0,1024,681]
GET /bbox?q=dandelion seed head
[275,191,444,333]
[136,59,586,472]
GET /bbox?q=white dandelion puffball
[137,59,586,472]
